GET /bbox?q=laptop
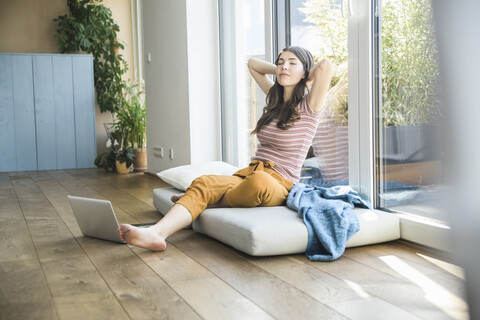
[67,195,125,243]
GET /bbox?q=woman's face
[276,51,305,88]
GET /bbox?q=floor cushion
[152,187,400,256]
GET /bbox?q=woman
[118,46,332,251]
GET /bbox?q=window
[290,0,350,185]
[219,0,269,167]
[374,0,447,225]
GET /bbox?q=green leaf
[52,0,128,114]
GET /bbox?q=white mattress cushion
[193,207,309,256]
[152,187,400,256]
[152,187,181,216]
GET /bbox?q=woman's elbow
[315,58,333,81]
[318,58,332,72]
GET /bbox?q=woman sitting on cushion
[118,46,333,251]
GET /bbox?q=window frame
[219,0,274,166]
[370,0,451,251]
[131,0,144,81]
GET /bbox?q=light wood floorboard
[0,169,469,320]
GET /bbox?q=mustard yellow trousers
[175,161,294,221]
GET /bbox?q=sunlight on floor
[343,279,371,299]
[379,255,468,320]
[416,253,465,280]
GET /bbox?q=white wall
[143,0,221,173]
[432,0,480,317]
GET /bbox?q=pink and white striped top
[252,96,321,183]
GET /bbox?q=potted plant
[116,80,147,172]
[94,126,135,173]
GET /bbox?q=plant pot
[381,124,442,165]
[134,148,148,172]
[115,160,132,174]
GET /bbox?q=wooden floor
[0,169,469,320]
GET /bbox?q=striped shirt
[252,96,321,183]
[311,104,349,182]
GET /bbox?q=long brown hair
[251,46,314,135]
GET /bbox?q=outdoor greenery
[299,0,441,126]
[381,0,440,125]
[300,0,348,125]
[53,0,128,113]
[299,0,347,67]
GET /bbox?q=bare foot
[118,224,167,251]
[171,193,185,203]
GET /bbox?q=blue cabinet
[0,53,96,172]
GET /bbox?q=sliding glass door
[374,0,447,225]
